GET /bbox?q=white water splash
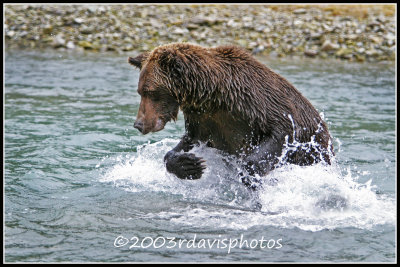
[99,139,395,232]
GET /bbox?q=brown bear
[128,43,334,187]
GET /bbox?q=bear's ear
[158,48,185,76]
[128,52,149,69]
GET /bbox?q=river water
[4,49,396,262]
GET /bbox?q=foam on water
[98,139,395,232]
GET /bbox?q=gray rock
[6,30,16,38]
[293,8,307,14]
[304,49,318,57]
[320,40,339,51]
[172,27,188,35]
[186,23,199,30]
[52,34,65,48]
[252,44,265,54]
[74,17,84,24]
[80,26,93,34]
[66,41,75,49]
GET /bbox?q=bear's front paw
[165,153,206,180]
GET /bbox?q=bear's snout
[134,117,165,135]
[134,120,144,133]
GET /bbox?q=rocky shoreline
[5,4,396,62]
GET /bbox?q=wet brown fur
[129,43,333,177]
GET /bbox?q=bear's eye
[144,91,160,101]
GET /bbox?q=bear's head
[128,50,180,135]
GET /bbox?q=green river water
[4,49,396,262]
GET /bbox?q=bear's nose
[134,121,144,133]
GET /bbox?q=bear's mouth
[152,112,179,132]
[143,117,168,134]
[136,113,176,135]
[152,118,166,133]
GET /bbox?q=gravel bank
[4,4,396,62]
